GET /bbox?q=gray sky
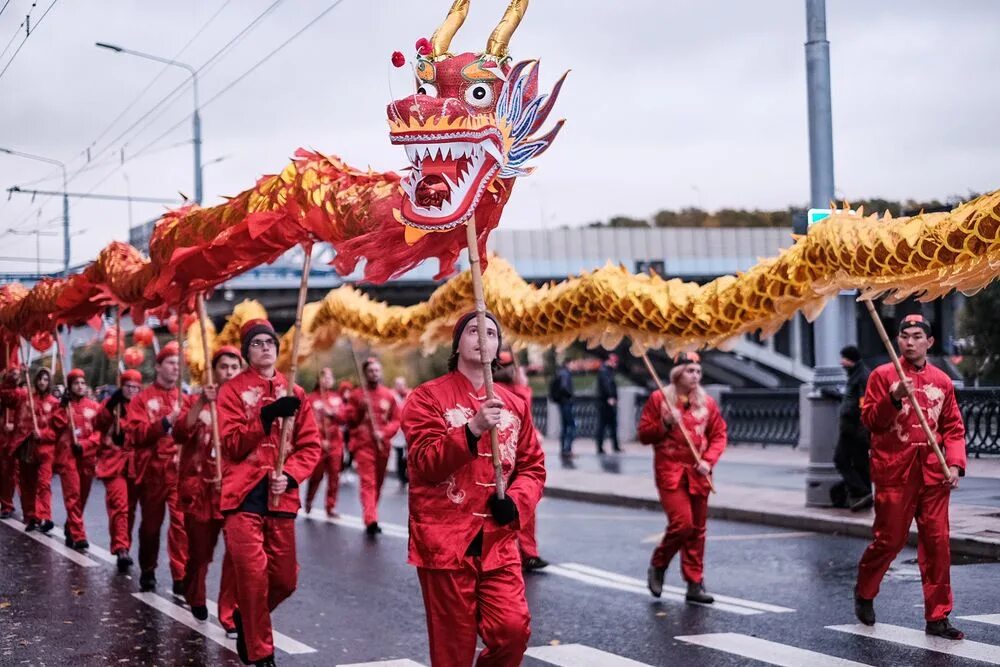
[1,0,998,274]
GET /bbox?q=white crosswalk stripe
[132,592,237,653]
[302,509,408,538]
[960,613,1000,627]
[338,660,426,667]
[526,643,654,666]
[1,517,99,567]
[827,623,1000,664]
[676,633,872,666]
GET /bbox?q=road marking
[641,530,816,544]
[556,563,794,614]
[526,643,654,666]
[676,633,871,666]
[133,592,236,653]
[338,660,426,667]
[203,599,316,655]
[48,524,118,565]
[1,518,99,568]
[961,614,1000,627]
[827,624,1000,664]
[303,509,408,538]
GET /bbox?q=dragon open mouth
[392,129,504,230]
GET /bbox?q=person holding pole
[216,319,320,666]
[639,352,727,604]
[854,312,967,639]
[15,367,58,533]
[174,345,241,626]
[401,312,545,667]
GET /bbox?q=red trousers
[18,444,54,522]
[305,446,342,514]
[418,559,531,667]
[857,469,954,621]
[130,462,188,581]
[224,512,298,663]
[102,475,132,553]
[355,446,388,525]
[183,516,237,627]
[518,511,539,560]
[651,478,709,584]
[0,448,17,513]
[54,450,88,542]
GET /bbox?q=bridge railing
[720,389,801,447]
[958,388,1000,457]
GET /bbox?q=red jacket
[345,384,400,455]
[174,397,223,521]
[14,392,58,449]
[402,371,546,571]
[638,390,727,496]
[51,397,102,462]
[307,388,348,452]
[0,385,25,454]
[94,396,130,479]
[216,367,322,514]
[124,383,192,484]
[861,359,966,487]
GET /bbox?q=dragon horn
[485,0,528,60]
[430,0,471,58]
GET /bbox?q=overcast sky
[0,0,997,274]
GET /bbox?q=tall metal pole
[0,147,70,274]
[803,0,848,507]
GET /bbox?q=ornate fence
[720,389,801,447]
[958,388,1000,457]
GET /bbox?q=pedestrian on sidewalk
[854,313,967,640]
[833,345,872,511]
[549,359,575,458]
[638,353,727,605]
[217,319,321,666]
[595,353,621,454]
[402,312,546,667]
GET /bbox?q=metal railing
[958,388,1000,456]
[720,389,801,447]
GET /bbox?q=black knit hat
[898,313,932,337]
[449,311,502,371]
[240,318,280,360]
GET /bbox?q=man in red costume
[402,312,546,667]
[174,345,240,627]
[345,356,400,536]
[304,366,348,517]
[639,353,727,604]
[50,368,101,549]
[95,369,143,572]
[124,341,191,594]
[217,319,320,667]
[15,368,58,533]
[854,313,967,640]
[0,366,25,519]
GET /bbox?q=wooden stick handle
[21,338,39,437]
[641,352,716,494]
[196,294,224,486]
[862,300,951,478]
[273,244,313,507]
[54,329,80,448]
[465,218,505,499]
[114,309,123,436]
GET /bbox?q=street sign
[807,208,831,227]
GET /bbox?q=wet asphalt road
[2,469,999,666]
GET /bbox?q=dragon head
[387,0,566,243]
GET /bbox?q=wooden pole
[20,338,39,439]
[349,338,385,456]
[863,300,951,479]
[175,307,186,412]
[272,244,313,507]
[197,294,224,486]
[465,217,505,499]
[113,308,124,437]
[54,328,80,451]
[641,352,717,494]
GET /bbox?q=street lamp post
[0,147,70,274]
[95,42,203,205]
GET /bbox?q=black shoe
[139,571,156,592]
[73,539,89,551]
[647,566,665,598]
[233,609,250,664]
[613,446,623,453]
[0,509,12,519]
[24,519,38,532]
[38,520,54,533]
[224,626,238,639]
[191,605,208,621]
[523,556,549,571]
[926,618,964,640]
[172,579,185,598]
[850,494,874,513]
[254,656,276,667]
[365,522,382,537]
[116,550,133,573]
[64,534,74,547]
[597,447,606,455]
[686,581,714,604]
[854,593,876,626]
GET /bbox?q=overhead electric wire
[0,0,58,82]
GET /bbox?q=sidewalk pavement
[542,438,1000,560]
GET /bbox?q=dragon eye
[464,82,494,108]
[417,82,438,97]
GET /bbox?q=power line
[0,0,57,82]
[0,1,14,20]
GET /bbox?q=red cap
[156,341,179,364]
[67,368,86,381]
[121,369,142,384]
[212,344,242,366]
[674,352,701,365]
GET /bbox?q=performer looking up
[216,319,320,667]
[855,313,967,640]
[402,312,545,667]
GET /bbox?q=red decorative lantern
[101,337,119,357]
[124,346,145,368]
[166,315,180,335]
[133,325,155,347]
[30,331,53,353]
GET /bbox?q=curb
[544,485,1000,561]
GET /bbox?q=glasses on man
[249,338,277,350]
